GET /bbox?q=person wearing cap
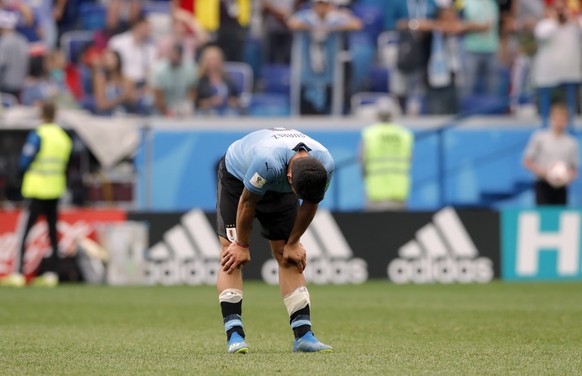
[151,43,197,116]
[215,128,334,354]
[360,98,414,210]
[0,9,29,99]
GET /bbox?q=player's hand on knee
[221,242,251,274]
[283,242,307,272]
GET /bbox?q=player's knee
[271,246,285,265]
[219,237,231,256]
[220,245,229,256]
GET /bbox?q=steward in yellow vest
[14,102,71,287]
[360,100,414,210]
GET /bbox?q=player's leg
[215,156,248,354]
[535,180,551,205]
[257,192,332,353]
[19,200,42,273]
[32,199,59,287]
[269,240,333,353]
[217,236,248,354]
[1,200,41,287]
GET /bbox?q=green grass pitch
[1,281,581,375]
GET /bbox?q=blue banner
[134,128,582,211]
[502,208,582,281]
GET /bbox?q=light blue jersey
[225,128,334,196]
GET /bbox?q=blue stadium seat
[368,66,389,93]
[79,64,94,96]
[261,64,291,95]
[60,30,94,64]
[143,1,171,14]
[350,92,400,116]
[460,95,509,115]
[224,62,254,108]
[377,31,399,68]
[0,93,18,108]
[248,93,290,117]
[244,37,263,81]
[79,3,106,31]
[352,4,384,43]
[79,95,97,114]
[348,32,374,92]
[498,66,510,96]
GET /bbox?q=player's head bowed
[291,157,327,203]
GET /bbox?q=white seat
[0,92,18,108]
[351,92,400,119]
[377,31,399,68]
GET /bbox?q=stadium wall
[134,128,582,211]
[3,206,581,284]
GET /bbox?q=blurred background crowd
[0,0,579,117]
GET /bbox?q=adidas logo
[261,209,368,285]
[387,207,494,284]
[145,209,220,285]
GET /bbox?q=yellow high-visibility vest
[196,0,250,32]
[362,123,414,202]
[21,123,72,199]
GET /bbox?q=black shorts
[535,180,567,206]
[216,157,299,241]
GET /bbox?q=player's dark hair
[41,101,56,122]
[291,157,327,203]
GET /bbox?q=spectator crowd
[0,0,579,117]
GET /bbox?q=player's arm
[235,187,262,246]
[569,142,579,181]
[283,200,318,272]
[523,157,545,179]
[524,155,547,179]
[523,134,546,179]
[329,12,363,32]
[221,188,262,274]
[287,12,312,31]
[19,131,41,174]
[288,200,317,245]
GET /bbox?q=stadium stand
[224,61,254,110]
[0,93,18,109]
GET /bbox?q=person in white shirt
[532,0,582,91]
[523,103,579,205]
[108,14,157,88]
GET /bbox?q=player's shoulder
[530,129,549,140]
[251,147,286,169]
[311,149,334,170]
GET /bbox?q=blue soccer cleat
[227,332,249,354]
[293,331,333,353]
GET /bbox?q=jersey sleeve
[243,155,281,196]
[314,150,335,191]
[19,130,41,172]
[569,140,579,169]
[523,132,540,161]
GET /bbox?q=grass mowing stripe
[1,282,581,375]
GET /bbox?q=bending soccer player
[216,128,334,354]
